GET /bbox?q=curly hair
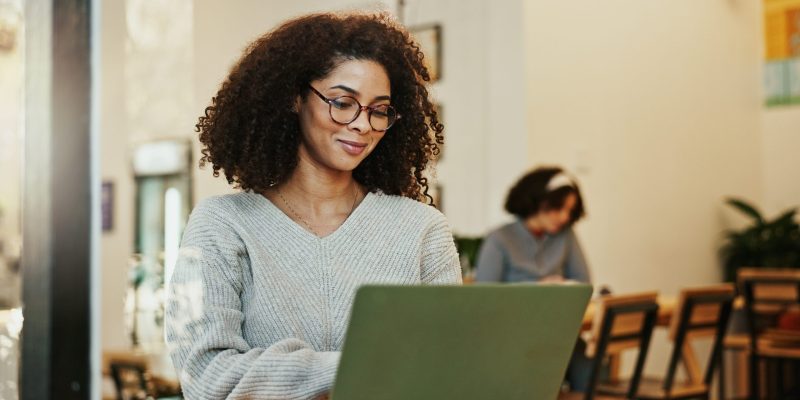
[504,166,586,224]
[196,11,443,203]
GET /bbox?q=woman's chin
[327,158,364,173]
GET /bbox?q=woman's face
[296,59,391,173]
[538,193,577,234]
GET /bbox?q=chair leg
[748,353,759,400]
[776,358,785,399]
[718,347,726,400]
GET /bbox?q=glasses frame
[307,85,400,132]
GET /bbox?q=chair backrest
[110,361,151,400]
[738,268,800,352]
[662,284,735,394]
[584,292,660,400]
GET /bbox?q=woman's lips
[338,139,367,155]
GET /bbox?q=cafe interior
[2,0,800,399]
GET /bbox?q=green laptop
[332,284,593,400]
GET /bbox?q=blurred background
[1,0,800,399]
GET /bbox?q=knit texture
[166,191,462,400]
[474,221,590,284]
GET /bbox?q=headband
[545,172,574,192]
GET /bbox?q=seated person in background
[475,166,592,392]
[475,166,590,284]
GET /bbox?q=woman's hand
[540,275,565,283]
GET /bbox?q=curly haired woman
[165,12,461,400]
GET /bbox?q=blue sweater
[474,220,590,283]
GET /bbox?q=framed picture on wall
[101,181,114,232]
[410,23,442,82]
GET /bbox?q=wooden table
[581,296,676,332]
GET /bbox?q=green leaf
[726,198,764,224]
[768,208,798,226]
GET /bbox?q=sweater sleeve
[166,204,340,400]
[564,229,591,283]
[419,210,463,284]
[474,234,506,282]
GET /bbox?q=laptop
[331,284,593,400]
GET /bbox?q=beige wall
[762,107,800,215]
[100,0,132,350]
[523,0,764,295]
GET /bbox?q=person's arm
[420,210,463,284]
[474,235,505,282]
[564,229,591,283]
[166,205,339,400]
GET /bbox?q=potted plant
[453,235,484,279]
[720,198,800,282]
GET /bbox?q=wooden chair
[739,268,800,400]
[606,284,735,399]
[560,292,660,400]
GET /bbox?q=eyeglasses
[308,85,400,132]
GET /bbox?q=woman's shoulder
[485,220,523,240]
[554,226,578,240]
[189,192,265,226]
[367,192,446,224]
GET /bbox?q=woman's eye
[332,98,356,109]
[371,105,391,118]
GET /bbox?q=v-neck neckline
[255,191,375,241]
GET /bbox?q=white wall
[523,0,764,295]
[100,0,132,350]
[762,107,800,215]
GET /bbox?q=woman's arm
[419,211,463,284]
[564,229,591,283]
[166,204,339,400]
[474,235,505,282]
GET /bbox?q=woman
[475,166,591,392]
[475,166,589,284]
[165,12,461,400]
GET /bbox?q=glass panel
[0,0,24,399]
[130,173,190,350]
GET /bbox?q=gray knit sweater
[165,191,462,400]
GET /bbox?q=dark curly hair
[196,11,443,203]
[504,166,586,224]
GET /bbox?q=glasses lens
[369,105,397,131]
[329,96,360,124]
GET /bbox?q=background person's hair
[504,166,586,224]
[195,11,443,203]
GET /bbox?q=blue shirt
[474,220,591,283]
